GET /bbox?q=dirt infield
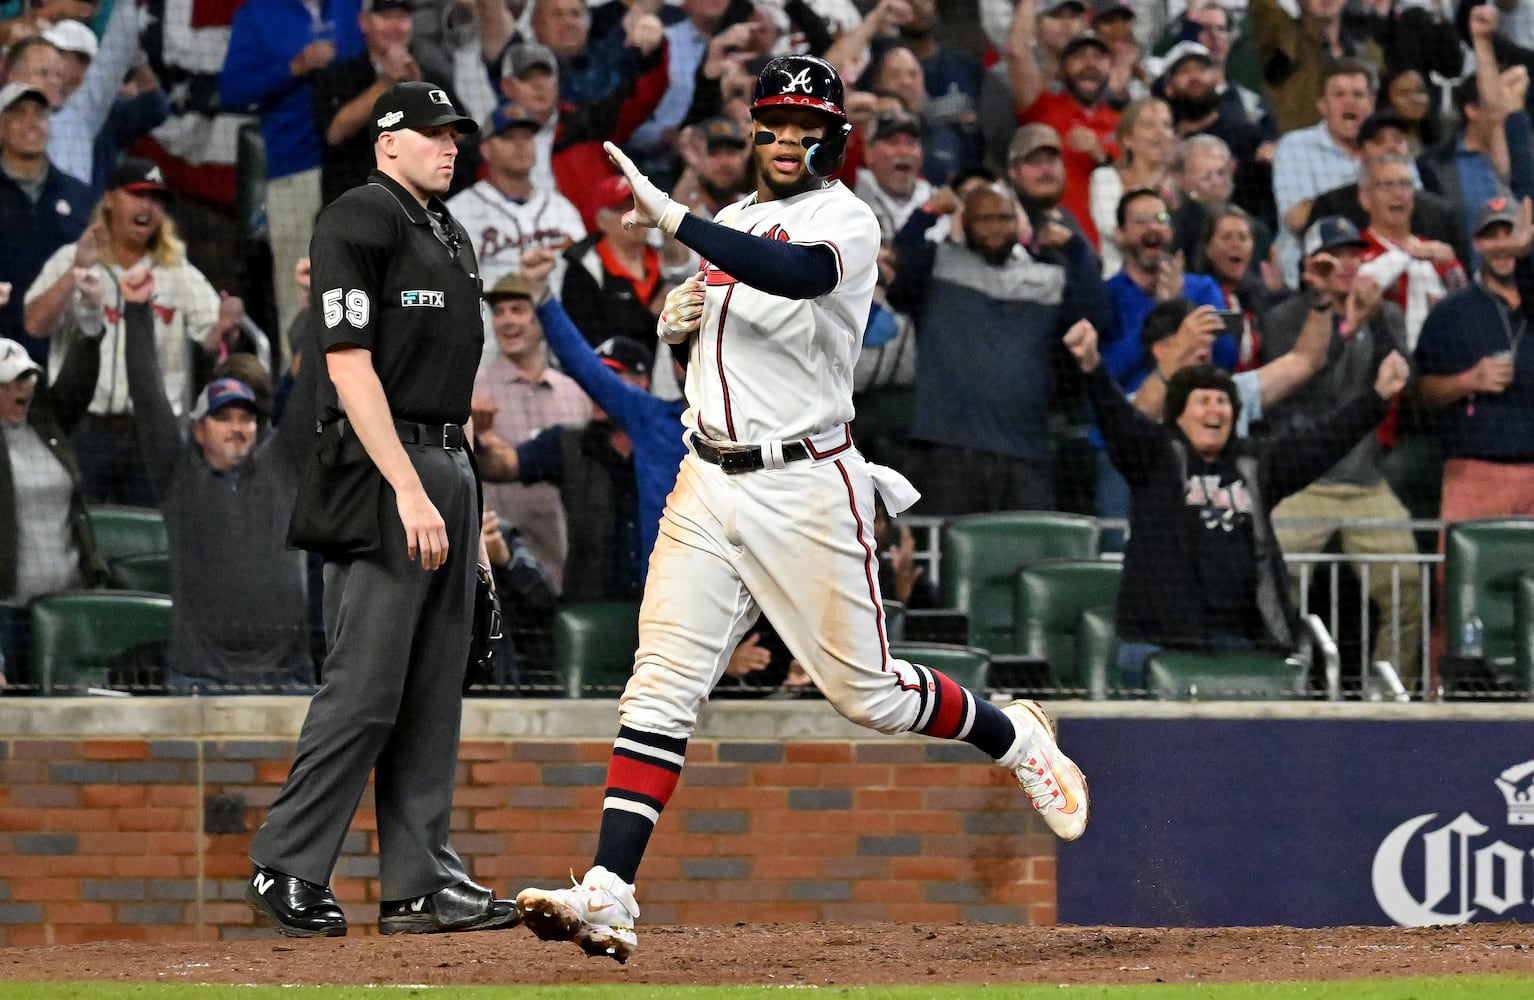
[0,923,1530,987]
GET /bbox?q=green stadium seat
[1077,604,1119,700]
[940,512,1098,654]
[1515,571,1534,695]
[86,506,168,563]
[553,602,640,698]
[30,591,172,695]
[1013,559,1122,692]
[107,552,171,595]
[882,600,907,643]
[1144,650,1309,700]
[889,641,990,692]
[1445,518,1534,694]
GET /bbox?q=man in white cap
[0,82,94,361]
[0,328,107,686]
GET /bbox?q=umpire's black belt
[692,437,811,475]
[395,419,466,450]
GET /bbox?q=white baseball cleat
[1001,700,1089,841]
[516,866,639,964]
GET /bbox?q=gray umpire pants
[250,443,478,901]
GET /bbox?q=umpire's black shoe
[246,865,347,938]
[379,879,521,935]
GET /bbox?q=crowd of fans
[2,0,1533,698]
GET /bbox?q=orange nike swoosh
[1055,775,1082,816]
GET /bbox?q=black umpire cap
[371,82,478,140]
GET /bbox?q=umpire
[246,81,517,937]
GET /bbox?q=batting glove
[658,273,706,344]
[604,141,688,236]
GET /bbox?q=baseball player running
[515,55,1088,964]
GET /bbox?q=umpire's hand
[398,485,449,570]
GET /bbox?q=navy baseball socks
[517,696,1090,962]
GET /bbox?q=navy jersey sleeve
[309,191,398,354]
[673,213,840,299]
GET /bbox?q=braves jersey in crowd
[687,182,880,444]
[445,181,587,290]
[28,247,221,417]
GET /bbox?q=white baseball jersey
[446,181,587,290]
[27,244,221,417]
[686,181,880,445]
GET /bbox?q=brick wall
[0,732,1057,945]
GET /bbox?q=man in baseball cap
[1415,193,1534,530]
[1302,214,1369,259]
[40,20,97,102]
[188,377,261,471]
[502,41,557,82]
[106,157,173,203]
[594,336,651,380]
[698,116,748,151]
[0,80,94,359]
[1008,122,1062,166]
[371,81,477,140]
[1473,195,1521,238]
[0,338,44,427]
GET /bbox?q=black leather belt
[693,437,810,474]
[395,419,466,450]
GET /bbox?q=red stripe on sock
[607,753,682,807]
[918,671,968,740]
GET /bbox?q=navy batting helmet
[751,55,847,123]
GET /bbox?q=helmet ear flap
[805,121,853,178]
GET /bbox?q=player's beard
[761,169,822,201]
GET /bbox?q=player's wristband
[658,201,688,238]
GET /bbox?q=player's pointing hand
[603,141,688,236]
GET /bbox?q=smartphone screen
[1216,309,1245,339]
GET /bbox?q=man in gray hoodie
[120,266,316,692]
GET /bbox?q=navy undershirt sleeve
[674,213,840,299]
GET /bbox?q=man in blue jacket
[220,0,364,349]
[476,247,686,600]
[890,180,1100,514]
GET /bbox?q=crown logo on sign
[1494,760,1534,825]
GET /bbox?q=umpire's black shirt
[310,169,483,425]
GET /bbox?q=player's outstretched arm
[604,141,841,300]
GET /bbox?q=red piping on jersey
[803,425,852,459]
[834,459,905,682]
[715,284,738,440]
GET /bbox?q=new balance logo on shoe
[253,873,274,895]
[410,898,426,913]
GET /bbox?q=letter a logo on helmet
[751,55,847,123]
